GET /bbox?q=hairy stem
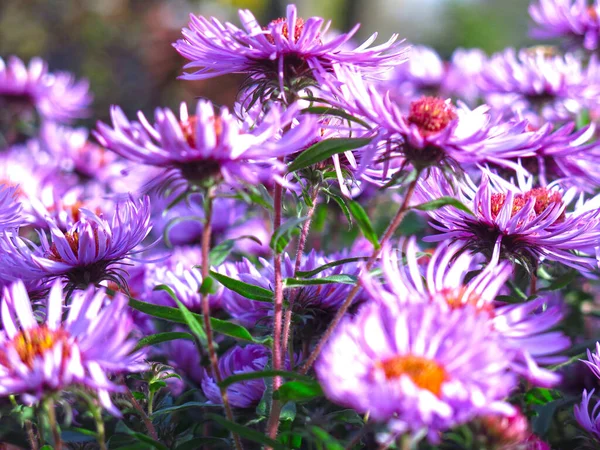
[45,398,62,450]
[266,182,285,443]
[300,177,418,374]
[78,390,107,450]
[201,187,244,450]
[124,388,158,441]
[25,420,38,450]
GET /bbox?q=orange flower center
[376,355,448,397]
[490,187,564,223]
[265,18,306,44]
[10,326,71,369]
[408,97,457,136]
[180,115,223,148]
[438,287,493,315]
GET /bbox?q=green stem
[78,390,107,450]
[44,398,62,450]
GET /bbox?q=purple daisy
[174,4,405,92]
[477,48,598,124]
[0,184,22,231]
[315,300,516,442]
[0,56,91,123]
[0,280,146,415]
[416,168,600,271]
[443,48,487,105]
[575,389,600,440]
[0,196,152,288]
[201,344,270,408]
[95,100,316,194]
[362,238,569,386]
[529,0,600,51]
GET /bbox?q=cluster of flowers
[1,0,600,448]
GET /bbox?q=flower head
[95,100,315,194]
[315,300,516,441]
[0,280,145,415]
[0,196,152,288]
[0,184,22,231]
[416,168,600,272]
[575,389,600,441]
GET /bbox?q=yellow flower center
[10,326,71,369]
[376,355,448,397]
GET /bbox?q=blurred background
[0,0,533,123]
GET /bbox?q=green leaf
[301,106,371,129]
[283,274,357,288]
[412,197,474,216]
[207,414,286,450]
[152,401,222,417]
[280,401,297,422]
[210,270,274,302]
[347,200,380,249]
[134,332,193,351]
[128,298,259,344]
[540,270,578,291]
[270,216,308,254]
[287,138,371,173]
[327,191,353,225]
[273,380,323,403]
[114,421,168,450]
[219,370,314,389]
[296,257,368,278]
[209,239,236,266]
[175,437,230,450]
[172,295,208,348]
[310,427,344,450]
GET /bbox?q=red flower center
[376,354,448,397]
[490,187,565,223]
[407,97,457,136]
[180,115,224,148]
[9,326,71,369]
[265,18,306,44]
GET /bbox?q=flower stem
[45,398,62,450]
[266,182,285,443]
[124,388,158,441]
[201,187,244,450]
[300,177,418,374]
[25,420,38,450]
[78,390,107,450]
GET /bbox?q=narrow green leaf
[310,427,345,450]
[207,414,286,450]
[283,274,357,288]
[210,270,274,302]
[270,216,308,254]
[301,106,371,128]
[296,257,368,278]
[134,332,193,351]
[152,401,221,417]
[114,421,168,450]
[273,380,323,403]
[412,197,474,216]
[327,191,353,226]
[208,239,236,266]
[287,138,371,173]
[219,370,314,389]
[175,437,230,450]
[347,200,380,249]
[540,270,577,292]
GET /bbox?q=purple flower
[0,197,152,287]
[416,168,600,272]
[0,280,145,415]
[530,0,600,51]
[575,389,600,440]
[174,4,405,89]
[362,238,569,386]
[95,100,315,194]
[315,300,516,442]
[0,184,22,231]
[201,344,270,408]
[443,48,487,105]
[0,56,91,123]
[478,48,598,124]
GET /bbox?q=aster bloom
[201,344,270,408]
[0,56,91,123]
[530,0,600,51]
[174,4,405,94]
[0,280,146,415]
[575,389,600,440]
[443,48,487,105]
[320,65,536,178]
[0,196,151,287]
[477,48,598,124]
[416,168,600,272]
[362,239,569,386]
[315,300,516,442]
[0,184,22,231]
[95,100,316,194]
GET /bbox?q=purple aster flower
[315,300,516,442]
[0,184,22,231]
[529,0,600,51]
[0,196,152,288]
[174,4,405,93]
[443,48,487,105]
[362,238,569,387]
[0,280,146,415]
[0,56,91,123]
[95,100,316,194]
[477,48,598,124]
[201,344,270,408]
[321,65,536,177]
[416,168,600,272]
[575,389,600,440]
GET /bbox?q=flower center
[407,97,457,136]
[10,326,71,369]
[589,6,599,21]
[376,354,448,396]
[437,287,493,314]
[265,18,305,44]
[180,115,223,148]
[490,188,564,223]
